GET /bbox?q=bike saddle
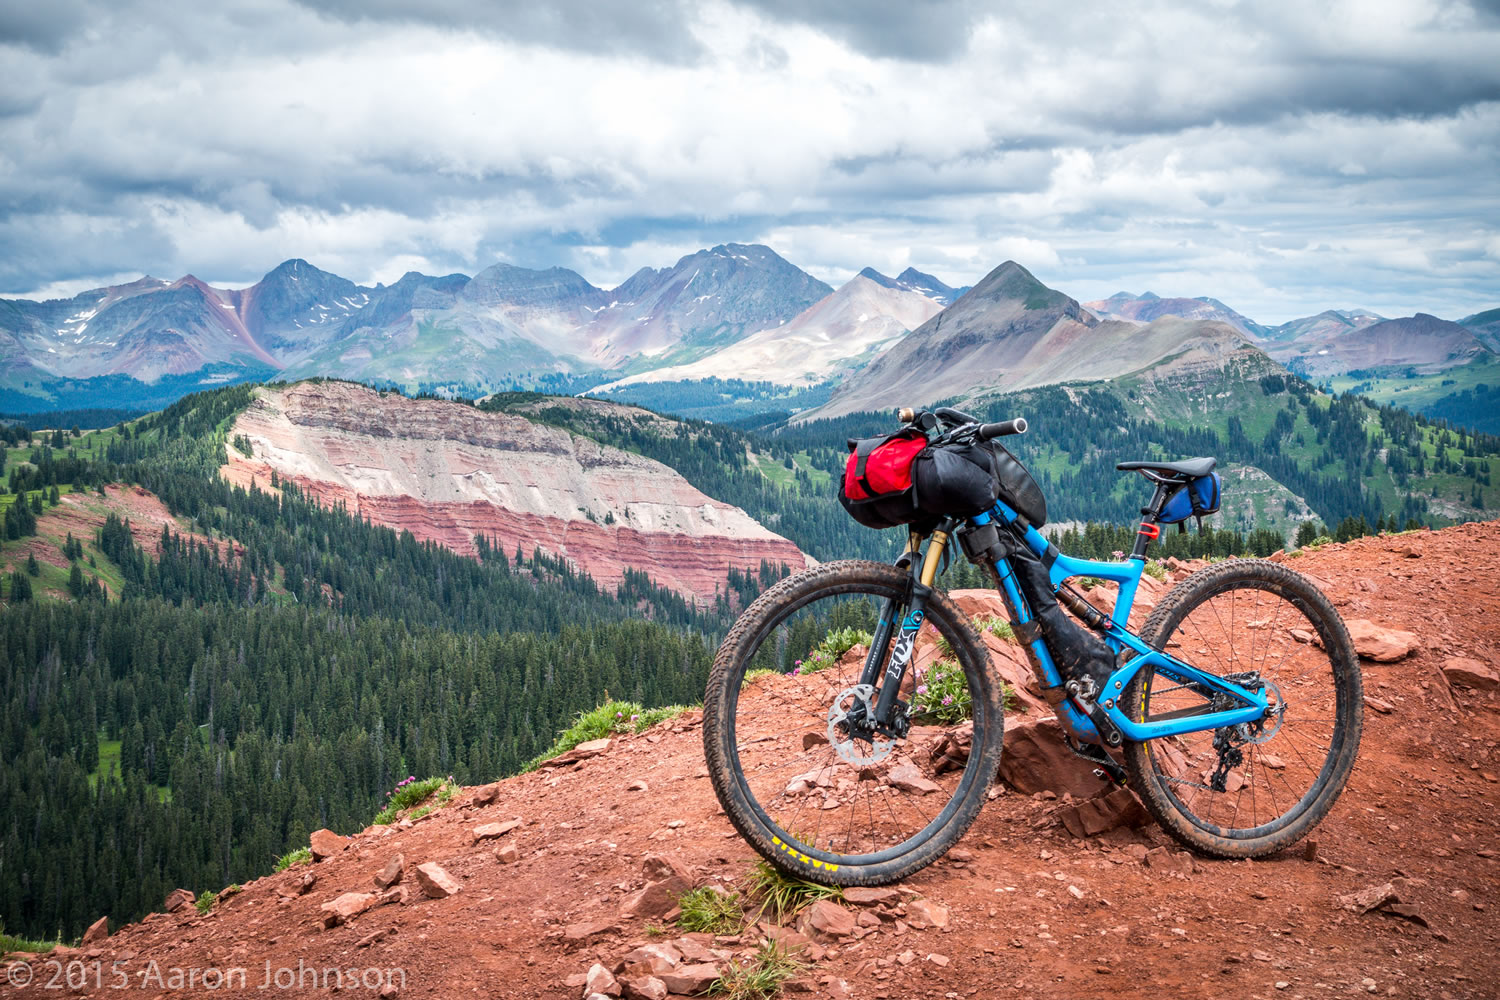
[1116,457,1217,479]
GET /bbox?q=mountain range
[3,248,1497,433]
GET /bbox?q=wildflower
[1112,550,1125,560]
[942,695,954,706]
[630,714,639,722]
[616,711,623,718]
[916,684,929,695]
[795,659,802,666]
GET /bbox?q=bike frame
[933,499,1268,747]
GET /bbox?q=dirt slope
[8,523,1498,999]
[220,382,813,602]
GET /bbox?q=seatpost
[1131,483,1171,560]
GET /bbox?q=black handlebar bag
[911,442,1002,517]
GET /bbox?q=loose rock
[81,916,109,945]
[905,899,950,930]
[1057,786,1150,838]
[585,963,622,998]
[473,819,522,841]
[320,892,378,928]
[413,862,461,899]
[658,964,720,995]
[309,828,350,862]
[374,854,404,890]
[1344,620,1419,662]
[164,889,196,913]
[887,762,941,796]
[1338,882,1397,914]
[800,899,856,939]
[620,876,692,920]
[1442,656,1499,691]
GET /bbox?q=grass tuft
[710,939,806,1000]
[194,890,217,915]
[521,699,693,772]
[274,846,311,871]
[677,886,743,934]
[798,626,873,675]
[0,917,58,954]
[1142,560,1168,581]
[975,615,1015,641]
[373,776,456,825]
[745,860,842,922]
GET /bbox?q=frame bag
[1008,540,1115,694]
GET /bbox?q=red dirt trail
[5,523,1498,1000]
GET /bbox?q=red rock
[221,383,813,603]
[495,843,520,864]
[658,963,720,995]
[374,854,404,890]
[562,920,618,942]
[618,942,682,976]
[1344,619,1419,662]
[542,738,614,768]
[1059,786,1150,838]
[926,953,950,967]
[413,862,461,898]
[842,886,900,906]
[1442,656,1499,691]
[905,899,949,930]
[672,936,721,962]
[473,818,522,840]
[997,716,1111,799]
[1144,848,1195,875]
[886,762,941,795]
[81,916,109,945]
[620,876,692,919]
[585,963,622,998]
[164,889,195,913]
[800,899,856,939]
[309,828,350,861]
[622,976,669,1000]
[641,854,692,882]
[320,892,378,927]
[472,783,501,806]
[1339,882,1398,913]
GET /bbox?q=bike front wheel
[703,560,1005,886]
[1122,559,1363,858]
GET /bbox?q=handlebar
[899,406,1027,441]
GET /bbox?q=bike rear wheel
[1122,559,1363,857]
[703,560,1004,886]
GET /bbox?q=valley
[1,246,1496,964]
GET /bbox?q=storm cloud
[1,0,1497,323]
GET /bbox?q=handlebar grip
[978,417,1027,440]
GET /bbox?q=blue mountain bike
[703,406,1362,885]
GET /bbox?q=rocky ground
[5,522,1498,1000]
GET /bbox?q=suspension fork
[871,522,953,726]
[859,530,923,688]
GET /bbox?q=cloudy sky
[2,0,1498,323]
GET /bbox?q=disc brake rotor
[827,684,893,766]
[1239,678,1285,745]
